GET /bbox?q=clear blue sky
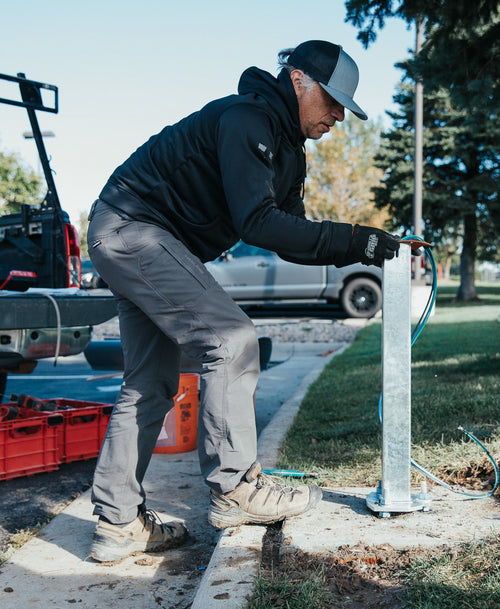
[0,0,413,225]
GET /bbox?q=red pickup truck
[0,72,116,401]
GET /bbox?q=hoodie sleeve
[216,104,353,266]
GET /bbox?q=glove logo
[365,234,378,259]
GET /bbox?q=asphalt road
[240,301,348,319]
[4,354,123,407]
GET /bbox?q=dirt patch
[257,542,462,609]
[259,522,416,607]
[0,459,96,549]
[282,544,422,609]
[437,459,499,493]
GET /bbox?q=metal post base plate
[366,490,432,518]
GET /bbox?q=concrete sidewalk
[0,340,343,609]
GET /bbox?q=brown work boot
[208,462,322,529]
[90,508,189,562]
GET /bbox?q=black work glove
[345,224,400,267]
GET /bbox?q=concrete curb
[190,525,266,609]
[190,346,343,609]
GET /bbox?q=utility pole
[413,18,424,282]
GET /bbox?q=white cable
[40,293,61,366]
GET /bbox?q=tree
[78,211,89,259]
[345,0,499,58]
[374,81,499,297]
[0,149,43,213]
[345,0,500,300]
[304,116,390,228]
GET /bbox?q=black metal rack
[0,72,61,212]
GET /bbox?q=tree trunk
[457,213,478,301]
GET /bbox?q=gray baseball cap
[288,40,367,120]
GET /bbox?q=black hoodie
[98,68,353,264]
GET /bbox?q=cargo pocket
[158,238,214,291]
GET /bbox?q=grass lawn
[278,282,500,490]
[246,281,500,608]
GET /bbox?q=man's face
[291,70,345,139]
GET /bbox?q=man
[87,40,399,563]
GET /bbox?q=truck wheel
[341,277,382,318]
[0,372,6,403]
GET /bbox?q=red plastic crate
[43,398,114,464]
[0,413,63,481]
[0,397,114,478]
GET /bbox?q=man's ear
[289,69,305,96]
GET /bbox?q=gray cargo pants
[87,200,259,524]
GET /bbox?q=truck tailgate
[0,293,117,330]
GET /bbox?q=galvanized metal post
[413,18,424,283]
[366,245,431,517]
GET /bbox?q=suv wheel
[341,277,382,318]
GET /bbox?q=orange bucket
[154,373,199,454]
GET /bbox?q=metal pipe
[366,247,431,516]
[413,18,424,281]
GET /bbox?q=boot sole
[208,506,287,529]
[208,486,323,529]
[90,529,189,563]
[90,536,175,563]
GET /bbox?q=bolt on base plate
[366,489,432,518]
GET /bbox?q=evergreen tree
[345,0,500,300]
[374,81,499,297]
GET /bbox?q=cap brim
[319,83,367,120]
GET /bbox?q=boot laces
[255,472,295,495]
[141,507,184,537]
[141,507,164,534]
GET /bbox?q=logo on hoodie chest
[258,142,274,162]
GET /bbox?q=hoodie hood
[238,67,303,147]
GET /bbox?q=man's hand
[346,224,400,267]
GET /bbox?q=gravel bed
[253,318,362,343]
[92,316,364,344]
